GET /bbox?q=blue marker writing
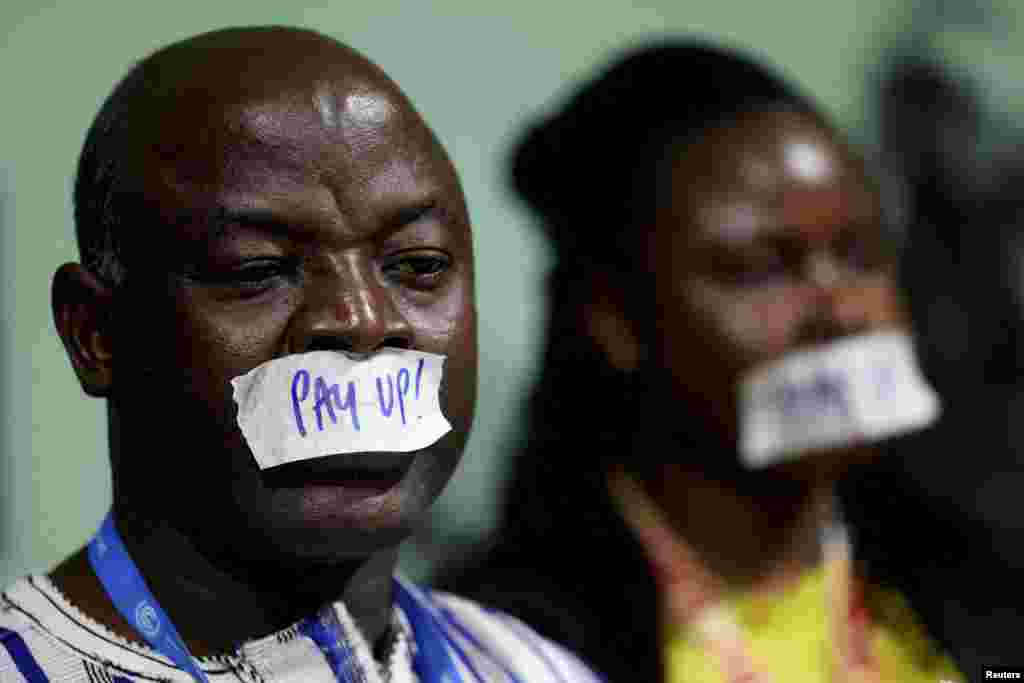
[396,368,410,425]
[376,365,416,425]
[292,372,361,435]
[415,358,425,399]
[313,377,340,431]
[377,375,396,418]
[779,372,849,421]
[291,370,311,437]
[872,363,896,401]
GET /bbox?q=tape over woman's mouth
[738,331,941,469]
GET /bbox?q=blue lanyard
[88,513,210,683]
[88,512,465,683]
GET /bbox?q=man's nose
[291,255,414,354]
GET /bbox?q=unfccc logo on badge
[135,601,161,639]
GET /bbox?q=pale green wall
[0,0,910,584]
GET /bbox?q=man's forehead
[139,56,410,139]
[124,27,419,157]
[141,26,392,91]
[313,86,399,130]
[226,82,412,159]
[122,34,454,204]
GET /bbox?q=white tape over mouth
[739,331,941,469]
[231,349,452,470]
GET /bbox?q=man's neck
[49,511,398,659]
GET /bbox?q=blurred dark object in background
[883,62,1024,394]
[844,1,1024,673]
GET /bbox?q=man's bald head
[74,26,437,285]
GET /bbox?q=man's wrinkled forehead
[137,82,418,192]
[113,32,462,217]
[311,86,398,130]
[130,67,414,176]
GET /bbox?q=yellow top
[665,565,963,683]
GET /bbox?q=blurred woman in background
[441,41,962,683]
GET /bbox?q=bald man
[0,27,599,683]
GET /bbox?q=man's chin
[207,511,413,575]
[243,478,425,557]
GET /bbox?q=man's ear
[52,263,115,397]
[582,273,643,373]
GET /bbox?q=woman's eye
[734,261,788,286]
[836,237,887,272]
[832,223,894,274]
[384,253,451,286]
[713,249,791,287]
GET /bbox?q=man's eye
[232,261,293,283]
[193,259,298,294]
[383,253,451,286]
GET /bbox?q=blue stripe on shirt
[488,611,568,683]
[436,607,522,683]
[0,627,49,682]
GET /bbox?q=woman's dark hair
[512,40,818,270]
[439,40,827,683]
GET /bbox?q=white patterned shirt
[0,576,601,683]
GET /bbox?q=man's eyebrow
[204,207,292,240]
[387,200,447,231]
[189,200,452,244]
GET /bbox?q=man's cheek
[178,310,293,381]
[436,351,476,437]
[399,297,469,350]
